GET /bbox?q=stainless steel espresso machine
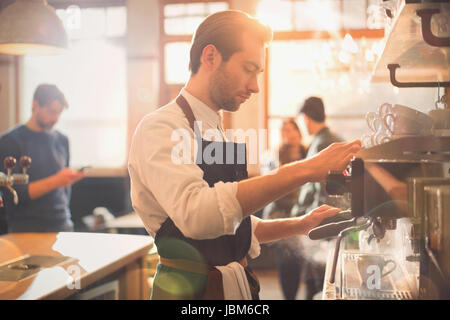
[309,136,450,300]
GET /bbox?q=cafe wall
[0,54,16,133]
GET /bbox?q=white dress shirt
[128,88,261,259]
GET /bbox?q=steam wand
[329,217,373,284]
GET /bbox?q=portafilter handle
[308,209,355,240]
[309,218,356,240]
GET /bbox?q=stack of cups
[362,103,433,148]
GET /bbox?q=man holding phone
[0,84,85,232]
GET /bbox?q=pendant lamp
[0,0,68,55]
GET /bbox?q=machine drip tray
[340,252,417,300]
[0,255,74,281]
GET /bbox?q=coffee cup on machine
[382,104,433,136]
[366,112,380,133]
[377,103,393,118]
[357,255,396,289]
[428,109,450,130]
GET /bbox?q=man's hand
[53,168,85,188]
[28,167,86,200]
[254,204,343,243]
[299,204,342,234]
[306,140,361,182]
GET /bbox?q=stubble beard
[209,65,240,112]
[36,117,55,131]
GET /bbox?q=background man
[0,84,85,233]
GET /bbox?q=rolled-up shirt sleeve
[129,114,244,240]
[249,215,262,259]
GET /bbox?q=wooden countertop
[0,232,153,300]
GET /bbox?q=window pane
[186,3,206,16]
[256,0,293,31]
[164,2,229,35]
[164,18,185,35]
[185,16,205,33]
[79,8,106,38]
[164,4,185,18]
[294,0,340,31]
[165,17,203,35]
[342,0,367,29]
[165,42,191,84]
[207,2,228,14]
[21,39,127,168]
[106,7,127,37]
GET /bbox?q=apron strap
[159,257,209,275]
[176,94,201,137]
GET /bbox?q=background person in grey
[291,96,345,299]
[0,84,85,233]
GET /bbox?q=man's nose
[247,74,259,94]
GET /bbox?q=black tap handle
[308,218,356,240]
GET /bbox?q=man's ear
[200,44,222,71]
[32,100,39,113]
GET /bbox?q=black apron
[152,95,258,300]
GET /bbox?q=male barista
[0,84,84,233]
[128,10,361,300]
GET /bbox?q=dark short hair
[33,84,68,109]
[299,96,325,122]
[189,10,273,74]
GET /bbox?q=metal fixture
[0,156,31,205]
[0,0,68,55]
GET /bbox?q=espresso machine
[309,136,450,300]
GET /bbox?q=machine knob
[4,157,16,170]
[20,156,32,169]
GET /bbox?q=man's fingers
[320,207,342,220]
[344,140,362,153]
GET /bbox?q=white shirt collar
[180,87,223,131]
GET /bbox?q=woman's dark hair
[189,10,273,74]
[281,117,301,134]
[279,118,305,164]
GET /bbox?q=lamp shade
[0,0,68,55]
